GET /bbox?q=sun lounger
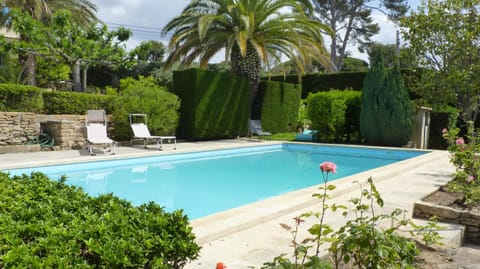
[86,110,116,156]
[129,114,176,150]
[249,119,272,139]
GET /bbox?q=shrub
[0,171,200,268]
[306,90,361,142]
[443,123,480,204]
[0,83,44,112]
[111,76,180,141]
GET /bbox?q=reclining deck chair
[86,110,116,156]
[249,119,272,139]
[129,114,176,150]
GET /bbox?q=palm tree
[162,0,332,118]
[4,0,97,85]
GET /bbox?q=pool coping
[189,147,444,244]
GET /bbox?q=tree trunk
[230,42,261,118]
[72,60,82,92]
[20,53,37,86]
[81,65,89,92]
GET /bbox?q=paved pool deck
[0,140,458,268]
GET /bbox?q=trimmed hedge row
[258,80,302,133]
[0,172,200,268]
[306,90,361,142]
[173,68,250,140]
[0,83,116,114]
[43,91,117,114]
[268,72,366,98]
[0,84,44,113]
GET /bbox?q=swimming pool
[6,144,427,220]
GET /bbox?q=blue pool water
[6,144,427,220]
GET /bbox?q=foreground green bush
[0,172,200,268]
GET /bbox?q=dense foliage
[0,172,200,268]
[111,76,180,141]
[258,80,302,133]
[401,0,480,124]
[306,90,361,142]
[3,8,130,91]
[173,68,250,140]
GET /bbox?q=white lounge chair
[86,110,116,156]
[129,114,176,150]
[249,119,272,139]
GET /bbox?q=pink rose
[442,128,447,134]
[320,162,337,174]
[467,176,475,183]
[456,137,465,145]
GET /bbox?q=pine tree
[379,61,413,146]
[360,51,387,145]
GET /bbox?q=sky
[92,0,421,64]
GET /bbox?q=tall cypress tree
[379,61,413,146]
[360,51,387,145]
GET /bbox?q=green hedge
[173,68,250,140]
[258,80,302,133]
[42,91,117,114]
[0,172,200,268]
[306,90,361,142]
[268,72,366,98]
[267,69,422,99]
[0,83,44,113]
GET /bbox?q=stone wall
[0,112,40,146]
[413,200,480,244]
[41,115,87,150]
[0,112,93,151]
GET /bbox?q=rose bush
[443,122,480,204]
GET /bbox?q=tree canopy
[311,0,408,71]
[3,9,131,91]
[401,0,480,123]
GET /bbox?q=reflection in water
[130,166,148,183]
[86,171,110,195]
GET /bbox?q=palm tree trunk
[230,42,261,118]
